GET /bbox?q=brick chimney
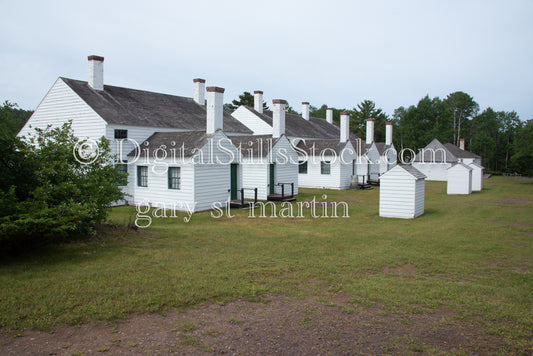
[366,118,374,145]
[326,108,333,124]
[385,122,393,146]
[340,112,350,143]
[459,138,465,150]
[206,86,224,134]
[88,55,104,91]
[254,90,263,113]
[302,102,310,121]
[193,78,206,105]
[272,99,287,138]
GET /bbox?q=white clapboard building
[228,99,299,201]
[295,112,359,189]
[412,138,456,181]
[19,56,308,211]
[362,119,397,182]
[232,94,398,188]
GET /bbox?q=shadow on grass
[420,208,439,217]
[0,224,135,267]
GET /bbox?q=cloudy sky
[1,0,532,120]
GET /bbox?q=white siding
[130,132,240,212]
[298,155,341,189]
[340,143,357,189]
[271,136,299,195]
[355,156,369,184]
[18,78,106,140]
[232,106,272,135]
[194,132,241,210]
[194,164,232,211]
[106,125,181,163]
[379,166,425,219]
[469,164,483,191]
[414,180,425,217]
[447,165,472,195]
[412,162,451,181]
[241,162,269,200]
[131,159,196,211]
[298,143,357,190]
[275,161,298,196]
[366,144,381,180]
[109,125,185,196]
[386,145,398,170]
[339,160,353,189]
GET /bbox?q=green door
[230,164,238,200]
[269,163,275,195]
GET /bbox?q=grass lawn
[0,176,531,351]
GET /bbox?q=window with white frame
[137,166,148,187]
[298,160,308,174]
[321,161,331,175]
[168,167,181,189]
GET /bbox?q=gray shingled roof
[227,135,279,158]
[468,161,484,169]
[374,142,394,155]
[244,107,358,140]
[61,78,252,134]
[399,164,427,179]
[448,162,473,171]
[296,139,356,155]
[127,131,214,158]
[413,138,457,163]
[444,143,481,159]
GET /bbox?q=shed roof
[447,162,473,171]
[380,164,427,180]
[468,161,484,169]
[61,77,252,134]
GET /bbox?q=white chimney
[254,90,263,113]
[385,122,393,146]
[302,102,310,121]
[340,112,350,143]
[326,108,333,124]
[272,99,286,138]
[366,118,374,145]
[88,55,104,91]
[193,78,206,105]
[206,86,224,134]
[459,138,465,150]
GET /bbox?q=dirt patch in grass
[491,221,533,228]
[0,295,514,355]
[491,197,533,206]
[382,263,418,276]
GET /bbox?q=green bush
[0,121,125,255]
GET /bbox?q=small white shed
[447,163,472,195]
[468,162,484,191]
[379,164,426,219]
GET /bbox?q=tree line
[227,91,533,175]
